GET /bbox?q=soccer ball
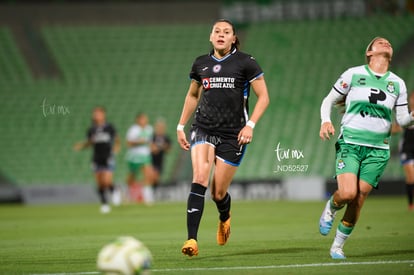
[97,236,152,275]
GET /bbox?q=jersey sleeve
[189,58,201,82]
[332,68,353,95]
[320,88,345,123]
[396,79,408,107]
[126,126,137,142]
[244,55,263,82]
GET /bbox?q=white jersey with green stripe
[333,64,407,149]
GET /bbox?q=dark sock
[186,183,207,240]
[407,184,414,205]
[215,192,231,222]
[98,187,107,204]
[108,184,114,193]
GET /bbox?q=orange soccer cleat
[217,217,231,245]
[181,239,199,257]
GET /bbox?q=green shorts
[335,138,390,188]
[127,155,152,174]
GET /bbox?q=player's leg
[211,137,243,246]
[330,147,388,259]
[182,143,215,257]
[142,163,155,205]
[403,161,414,210]
[330,179,372,259]
[320,140,361,235]
[95,170,111,213]
[211,160,238,245]
[126,162,137,186]
[152,166,161,187]
[101,169,121,206]
[320,172,358,235]
[126,162,139,202]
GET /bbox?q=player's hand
[177,130,190,151]
[319,122,335,141]
[238,126,253,145]
[113,145,121,154]
[73,142,84,151]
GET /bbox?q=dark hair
[135,112,146,119]
[213,19,240,50]
[93,106,106,113]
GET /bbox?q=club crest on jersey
[337,159,346,170]
[386,81,395,94]
[202,78,210,90]
[213,64,221,73]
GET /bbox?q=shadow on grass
[353,249,414,258]
[198,246,320,260]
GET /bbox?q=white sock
[143,185,154,204]
[332,228,349,249]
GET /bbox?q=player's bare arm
[113,136,121,154]
[73,139,92,151]
[238,76,269,145]
[177,80,202,151]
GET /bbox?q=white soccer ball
[97,236,152,275]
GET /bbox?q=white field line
[29,259,414,274]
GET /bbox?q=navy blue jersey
[401,125,414,152]
[152,134,171,171]
[87,123,116,165]
[189,48,263,137]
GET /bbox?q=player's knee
[192,174,209,186]
[211,190,226,201]
[339,189,358,202]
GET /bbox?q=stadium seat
[0,15,413,185]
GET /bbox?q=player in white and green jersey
[334,64,407,149]
[126,113,154,204]
[318,37,414,260]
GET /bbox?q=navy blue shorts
[92,157,115,172]
[190,126,246,167]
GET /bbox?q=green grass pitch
[1,196,414,274]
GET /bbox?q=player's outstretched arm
[73,140,92,151]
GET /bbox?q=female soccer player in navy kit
[74,106,121,213]
[177,19,270,257]
[395,92,414,210]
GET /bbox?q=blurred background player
[126,112,155,204]
[319,37,414,259]
[73,106,121,214]
[393,92,414,211]
[177,19,269,257]
[151,118,171,187]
